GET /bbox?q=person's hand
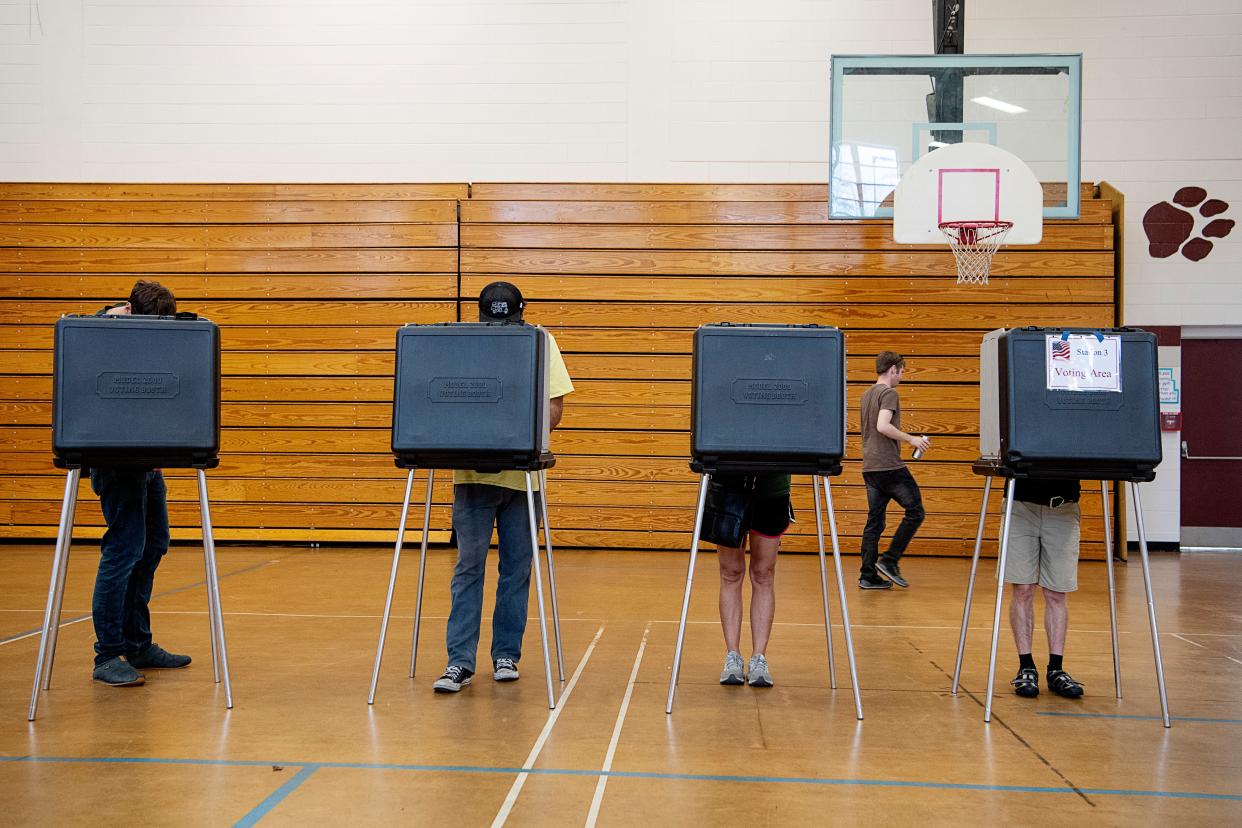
[910,435,931,453]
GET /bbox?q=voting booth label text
[1046,334,1122,392]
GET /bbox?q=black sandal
[1047,669,1084,698]
[1011,667,1039,697]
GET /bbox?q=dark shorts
[712,474,793,539]
[749,495,793,538]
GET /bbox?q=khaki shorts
[1001,500,1081,593]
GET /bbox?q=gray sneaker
[875,560,908,588]
[719,650,745,685]
[747,653,773,688]
[127,643,191,670]
[92,656,144,687]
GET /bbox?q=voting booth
[31,314,232,720]
[391,322,553,472]
[954,327,1171,727]
[371,322,565,709]
[668,324,863,718]
[691,323,846,475]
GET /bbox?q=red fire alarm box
[1160,412,1181,432]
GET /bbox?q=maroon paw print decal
[1143,187,1234,261]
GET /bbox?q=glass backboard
[829,54,1082,220]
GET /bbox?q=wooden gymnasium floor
[1,543,1240,826]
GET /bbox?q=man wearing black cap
[434,282,575,693]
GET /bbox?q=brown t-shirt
[860,383,904,472]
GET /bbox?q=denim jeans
[90,468,170,666]
[445,483,541,672]
[860,466,925,579]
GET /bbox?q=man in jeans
[433,282,574,693]
[90,280,193,686]
[858,351,929,589]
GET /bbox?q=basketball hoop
[939,220,1013,285]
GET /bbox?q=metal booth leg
[821,477,863,720]
[983,478,1017,723]
[952,476,992,695]
[1130,481,1171,728]
[1100,480,1122,699]
[197,470,233,709]
[408,470,435,678]
[538,469,566,682]
[28,469,81,721]
[665,474,710,715]
[40,470,82,692]
[524,472,556,709]
[811,476,837,689]
[369,468,415,704]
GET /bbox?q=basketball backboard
[893,142,1043,245]
[829,54,1082,220]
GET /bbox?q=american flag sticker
[1051,339,1072,361]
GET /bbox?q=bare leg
[717,543,746,653]
[747,532,780,654]
[1042,587,1069,655]
[1009,583,1037,654]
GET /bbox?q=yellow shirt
[453,329,574,492]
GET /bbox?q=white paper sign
[1046,334,1122,392]
[1158,368,1179,404]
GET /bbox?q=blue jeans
[90,468,170,666]
[860,466,925,580]
[446,483,541,672]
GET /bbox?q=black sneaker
[1011,667,1039,697]
[858,576,893,590]
[92,656,145,687]
[493,658,519,682]
[127,643,191,670]
[875,560,908,588]
[433,665,474,693]
[1047,669,1084,698]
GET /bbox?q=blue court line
[1037,712,1242,725]
[233,765,317,828]
[3,755,1240,804]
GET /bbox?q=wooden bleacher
[0,181,1119,556]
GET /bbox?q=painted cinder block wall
[3,0,1239,541]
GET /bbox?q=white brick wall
[2,2,1239,315]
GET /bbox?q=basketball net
[939,220,1013,285]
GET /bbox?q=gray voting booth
[30,314,232,720]
[369,323,566,709]
[953,327,1171,726]
[667,324,864,718]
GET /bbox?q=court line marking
[1227,656,1242,668]
[0,560,276,647]
[491,624,605,828]
[4,755,1240,803]
[586,622,650,827]
[233,765,318,828]
[1036,712,1242,725]
[1171,633,1207,649]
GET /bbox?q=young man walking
[858,351,930,589]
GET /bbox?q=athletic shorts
[748,494,793,538]
[1001,500,1081,593]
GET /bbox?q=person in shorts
[1005,478,1086,699]
[713,473,792,688]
